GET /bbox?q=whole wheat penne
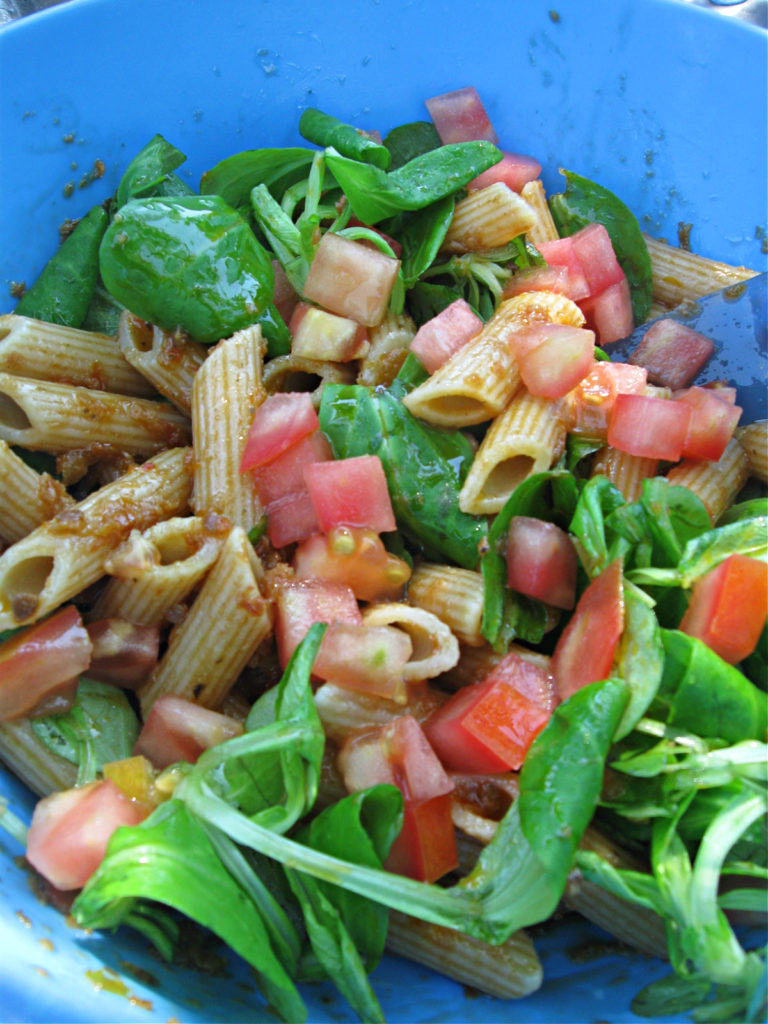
[459,389,566,514]
[442,182,536,252]
[735,420,768,483]
[591,446,659,502]
[361,603,459,681]
[0,718,78,797]
[386,911,543,1000]
[666,437,749,522]
[520,179,559,246]
[117,311,207,414]
[262,351,356,407]
[93,515,226,625]
[403,291,583,428]
[0,373,191,455]
[0,440,73,543]
[0,314,155,397]
[138,526,273,713]
[643,235,758,309]
[407,562,486,647]
[191,325,265,532]
[313,681,444,744]
[0,446,194,630]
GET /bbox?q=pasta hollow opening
[418,396,488,421]
[270,370,322,394]
[0,324,11,343]
[130,321,155,353]
[155,535,195,565]
[0,392,32,431]
[1,555,55,619]
[483,455,537,497]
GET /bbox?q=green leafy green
[383,121,441,170]
[116,134,188,208]
[200,147,316,211]
[300,108,390,169]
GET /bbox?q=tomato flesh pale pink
[608,392,693,462]
[240,392,320,473]
[409,298,483,374]
[630,319,715,389]
[506,516,578,610]
[509,323,595,399]
[468,150,541,193]
[311,621,412,702]
[303,454,396,534]
[274,577,362,668]
[134,695,244,769]
[303,232,400,327]
[425,86,498,144]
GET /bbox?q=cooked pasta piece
[735,420,768,483]
[0,718,78,797]
[191,325,265,532]
[117,311,207,414]
[93,515,226,625]
[459,389,566,514]
[0,440,73,543]
[643,235,758,309]
[361,603,459,681]
[666,437,750,522]
[0,314,155,397]
[439,641,552,693]
[138,526,274,713]
[403,291,584,428]
[407,562,485,647]
[442,182,536,252]
[0,373,191,455]
[357,312,415,388]
[0,446,194,630]
[591,447,659,502]
[520,179,559,246]
[386,911,543,1000]
[313,681,444,744]
[262,351,356,407]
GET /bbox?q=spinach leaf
[200,147,316,211]
[15,205,108,328]
[549,169,653,324]
[300,108,390,169]
[406,280,466,326]
[324,140,500,224]
[31,678,139,785]
[116,134,188,208]
[383,121,441,170]
[81,279,125,334]
[613,583,664,739]
[569,475,631,577]
[384,195,455,287]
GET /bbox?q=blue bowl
[0,2,765,1022]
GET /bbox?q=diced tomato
[509,323,595,399]
[85,619,159,688]
[468,151,541,193]
[579,274,634,345]
[289,303,369,362]
[293,526,411,603]
[630,318,715,389]
[0,606,92,721]
[272,259,300,324]
[564,361,648,437]
[425,86,498,144]
[102,755,160,811]
[253,430,333,548]
[608,392,693,461]
[676,386,742,461]
[303,232,400,327]
[409,298,483,374]
[240,392,320,473]
[274,577,362,669]
[424,651,554,773]
[304,454,396,534]
[679,554,768,664]
[134,695,244,770]
[311,621,412,702]
[551,558,625,702]
[699,382,737,404]
[338,714,457,883]
[501,264,572,299]
[537,236,590,301]
[26,780,148,891]
[570,223,625,296]
[506,516,578,610]
[263,491,322,550]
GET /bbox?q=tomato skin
[509,324,595,399]
[384,792,457,883]
[0,606,92,721]
[506,516,578,610]
[293,527,411,602]
[607,392,693,461]
[409,298,483,374]
[551,558,625,702]
[134,695,244,769]
[240,392,320,473]
[679,554,768,664]
[675,386,742,462]
[425,86,498,144]
[303,454,396,534]
[26,780,148,891]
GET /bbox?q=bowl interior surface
[0,1,765,1021]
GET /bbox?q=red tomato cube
[425,86,498,144]
[253,430,333,548]
[676,386,742,462]
[509,323,595,399]
[506,516,578,610]
[551,559,625,702]
[564,361,648,437]
[679,554,768,664]
[538,236,590,301]
[26,780,148,891]
[501,264,572,299]
[579,274,634,345]
[134,695,244,769]
[311,621,412,702]
[240,392,320,473]
[384,792,457,883]
[570,223,625,296]
[630,318,715,389]
[274,577,362,669]
[272,259,299,324]
[608,392,693,462]
[289,303,369,362]
[293,528,411,603]
[468,150,541,193]
[409,298,483,374]
[303,232,400,327]
[304,454,396,534]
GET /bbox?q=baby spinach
[200,147,316,211]
[383,120,441,170]
[549,169,653,324]
[116,134,189,208]
[300,108,390,169]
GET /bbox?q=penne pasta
[0,373,191,456]
[0,440,73,544]
[138,526,274,713]
[666,437,750,522]
[0,446,194,630]
[0,314,155,397]
[361,602,460,681]
[591,446,659,502]
[357,312,415,388]
[735,419,768,483]
[458,389,566,514]
[519,179,559,246]
[442,182,536,252]
[191,325,265,532]
[313,680,444,744]
[0,718,78,797]
[262,351,356,407]
[643,234,758,309]
[116,311,208,414]
[407,562,486,647]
